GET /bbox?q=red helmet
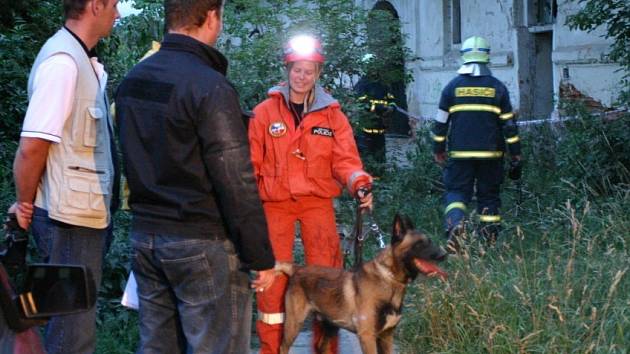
[283,35,325,64]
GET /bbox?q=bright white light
[289,35,317,55]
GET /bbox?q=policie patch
[311,127,334,137]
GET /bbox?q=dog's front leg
[357,332,378,354]
[376,328,395,354]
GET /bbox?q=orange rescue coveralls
[249,84,371,354]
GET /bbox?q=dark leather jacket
[116,34,274,270]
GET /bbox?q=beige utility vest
[28,28,113,229]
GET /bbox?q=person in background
[10,0,120,353]
[115,0,275,352]
[431,36,522,253]
[354,77,393,164]
[249,34,374,354]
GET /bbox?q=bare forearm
[13,138,51,203]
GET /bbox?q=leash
[353,207,364,269]
[347,208,387,270]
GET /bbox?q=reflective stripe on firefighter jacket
[431,74,521,158]
[249,85,370,201]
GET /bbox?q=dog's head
[391,214,447,281]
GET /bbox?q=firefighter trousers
[443,158,504,238]
[256,196,343,354]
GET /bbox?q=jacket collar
[161,33,228,75]
[63,26,97,58]
[457,63,492,77]
[268,84,339,112]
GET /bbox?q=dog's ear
[392,213,406,245]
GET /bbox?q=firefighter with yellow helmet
[432,36,522,251]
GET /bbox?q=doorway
[364,1,409,136]
[532,32,553,118]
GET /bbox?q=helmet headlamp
[283,35,325,64]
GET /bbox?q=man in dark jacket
[432,36,521,252]
[115,1,275,352]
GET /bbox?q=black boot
[478,224,499,246]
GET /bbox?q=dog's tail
[274,262,295,276]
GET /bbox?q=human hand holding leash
[356,185,373,211]
[251,269,276,292]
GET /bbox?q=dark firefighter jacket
[355,78,393,133]
[115,34,274,271]
[432,74,521,159]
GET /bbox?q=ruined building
[356,0,622,126]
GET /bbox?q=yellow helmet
[460,36,490,64]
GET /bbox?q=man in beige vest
[10,1,119,353]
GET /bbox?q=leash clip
[356,212,387,248]
[365,214,386,249]
[371,224,387,249]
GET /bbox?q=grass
[394,179,629,353]
[352,121,629,353]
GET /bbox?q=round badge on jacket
[268,121,287,137]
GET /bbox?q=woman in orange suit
[249,34,373,354]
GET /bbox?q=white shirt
[21,53,108,143]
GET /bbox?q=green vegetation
[377,115,630,353]
[0,0,628,353]
[337,98,629,353]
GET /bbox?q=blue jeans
[30,207,109,354]
[131,232,251,354]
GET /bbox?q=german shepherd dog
[275,214,448,354]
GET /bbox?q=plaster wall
[551,0,622,107]
[410,0,519,119]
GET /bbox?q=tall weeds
[396,188,628,353]
[363,118,630,353]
